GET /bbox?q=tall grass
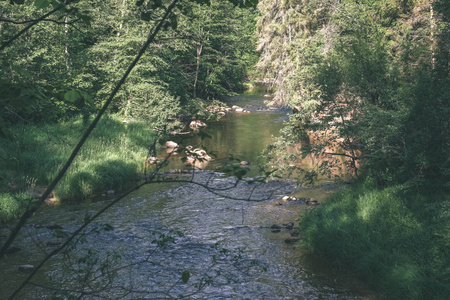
[300,179,450,299]
[1,115,157,221]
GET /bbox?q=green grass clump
[0,193,30,223]
[1,114,157,218]
[300,179,450,299]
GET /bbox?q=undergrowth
[300,178,450,299]
[0,115,157,222]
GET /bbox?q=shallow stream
[0,90,374,299]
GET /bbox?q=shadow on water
[0,90,377,299]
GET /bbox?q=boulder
[165,141,179,149]
[285,238,300,244]
[282,196,296,202]
[240,161,251,166]
[45,198,59,205]
[283,222,294,229]
[189,120,207,129]
[146,156,159,165]
[306,198,319,205]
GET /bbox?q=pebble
[18,265,35,272]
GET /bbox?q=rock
[107,190,115,196]
[235,108,244,112]
[264,94,271,97]
[189,120,207,129]
[284,238,300,244]
[186,148,211,162]
[165,141,179,149]
[146,156,159,165]
[47,223,63,230]
[45,198,59,205]
[18,265,35,272]
[282,196,297,202]
[283,222,294,229]
[306,198,319,205]
[218,111,226,117]
[240,161,250,166]
[290,230,300,237]
[231,105,241,110]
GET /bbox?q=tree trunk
[64,15,71,75]
[193,42,203,98]
[114,0,127,66]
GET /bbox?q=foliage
[0,115,157,212]
[0,193,30,222]
[257,0,450,189]
[0,0,258,131]
[300,179,450,299]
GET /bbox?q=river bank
[300,178,450,300]
[0,115,157,222]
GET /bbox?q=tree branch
[0,17,81,25]
[0,1,79,52]
[0,0,181,263]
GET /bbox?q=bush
[0,193,29,222]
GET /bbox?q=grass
[300,178,450,299]
[0,115,158,222]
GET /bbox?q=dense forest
[1,0,449,299]
[256,0,449,298]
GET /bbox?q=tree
[257,0,449,188]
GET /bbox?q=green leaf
[80,14,92,26]
[170,16,178,30]
[136,0,144,6]
[141,12,151,21]
[35,0,49,9]
[11,0,25,5]
[64,90,81,102]
[181,270,190,283]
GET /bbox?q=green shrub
[0,193,29,222]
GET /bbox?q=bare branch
[0,17,81,25]
[0,0,180,264]
[0,1,79,52]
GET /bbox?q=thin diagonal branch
[0,0,180,262]
[0,1,79,52]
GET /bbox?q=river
[0,90,374,299]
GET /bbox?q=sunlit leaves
[10,0,25,5]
